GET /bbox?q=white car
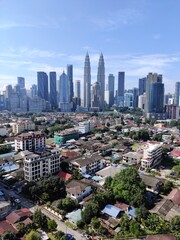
[14,198,21,204]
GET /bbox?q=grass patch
[132,142,139,151]
[47,233,56,240]
[65,221,76,229]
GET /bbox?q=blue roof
[102,204,121,218]
[92,176,102,181]
[1,164,19,173]
[127,207,136,218]
[0,152,15,159]
[66,209,82,224]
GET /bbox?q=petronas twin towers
[83,52,105,110]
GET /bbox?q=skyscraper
[75,80,81,98]
[133,87,139,108]
[175,82,180,106]
[117,72,125,107]
[17,77,25,89]
[149,82,164,113]
[30,84,37,98]
[92,82,101,108]
[37,72,48,101]
[67,64,74,102]
[84,53,91,108]
[97,53,105,109]
[139,77,146,96]
[145,73,162,113]
[59,72,70,103]
[108,74,115,107]
[49,72,57,109]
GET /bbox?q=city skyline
[1,0,180,93]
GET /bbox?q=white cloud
[91,8,143,31]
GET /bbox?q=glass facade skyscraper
[37,72,48,101]
[97,53,105,109]
[83,53,91,108]
[50,72,57,109]
[67,64,74,102]
[117,72,125,107]
[139,77,146,96]
[175,82,180,106]
[149,82,164,113]
[108,74,114,107]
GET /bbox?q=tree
[1,231,17,240]
[111,168,146,207]
[115,125,122,131]
[82,201,100,224]
[57,198,78,213]
[26,231,40,240]
[135,206,149,222]
[76,220,85,229]
[104,176,113,189]
[48,219,57,232]
[91,217,100,230]
[161,180,173,195]
[170,216,180,232]
[55,231,65,240]
[33,209,47,229]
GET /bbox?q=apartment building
[22,149,61,181]
[141,142,162,169]
[69,153,105,175]
[15,131,46,151]
[12,121,35,135]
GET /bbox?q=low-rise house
[6,208,32,225]
[69,153,105,175]
[102,204,122,219]
[96,165,126,179]
[66,179,92,202]
[140,174,163,194]
[123,152,143,165]
[0,201,11,219]
[169,148,180,160]
[0,156,19,174]
[150,188,180,221]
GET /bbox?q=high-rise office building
[139,77,146,96]
[49,72,57,109]
[17,77,25,89]
[133,87,139,108]
[149,82,164,113]
[108,74,115,107]
[30,84,38,98]
[75,80,81,98]
[83,53,91,108]
[67,65,74,102]
[97,53,105,109]
[58,72,71,112]
[92,82,101,108]
[5,85,13,110]
[145,73,162,113]
[117,72,125,107]
[175,82,180,106]
[37,72,48,101]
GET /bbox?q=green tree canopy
[33,209,48,229]
[26,231,41,240]
[111,168,146,207]
[48,219,57,232]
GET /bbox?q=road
[30,205,85,240]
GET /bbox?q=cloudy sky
[0,0,180,93]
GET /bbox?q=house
[57,171,72,181]
[69,153,105,175]
[140,174,163,194]
[96,165,125,179]
[0,220,17,234]
[150,189,180,221]
[0,201,11,219]
[6,208,32,225]
[66,179,92,202]
[115,202,136,219]
[101,204,122,218]
[169,148,180,160]
[123,152,143,165]
[66,209,82,224]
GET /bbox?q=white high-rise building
[83,53,91,109]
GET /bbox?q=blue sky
[0,0,180,93]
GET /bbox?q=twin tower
[83,53,105,110]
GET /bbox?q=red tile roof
[6,208,32,224]
[170,149,180,158]
[57,171,72,181]
[0,220,17,234]
[167,188,180,205]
